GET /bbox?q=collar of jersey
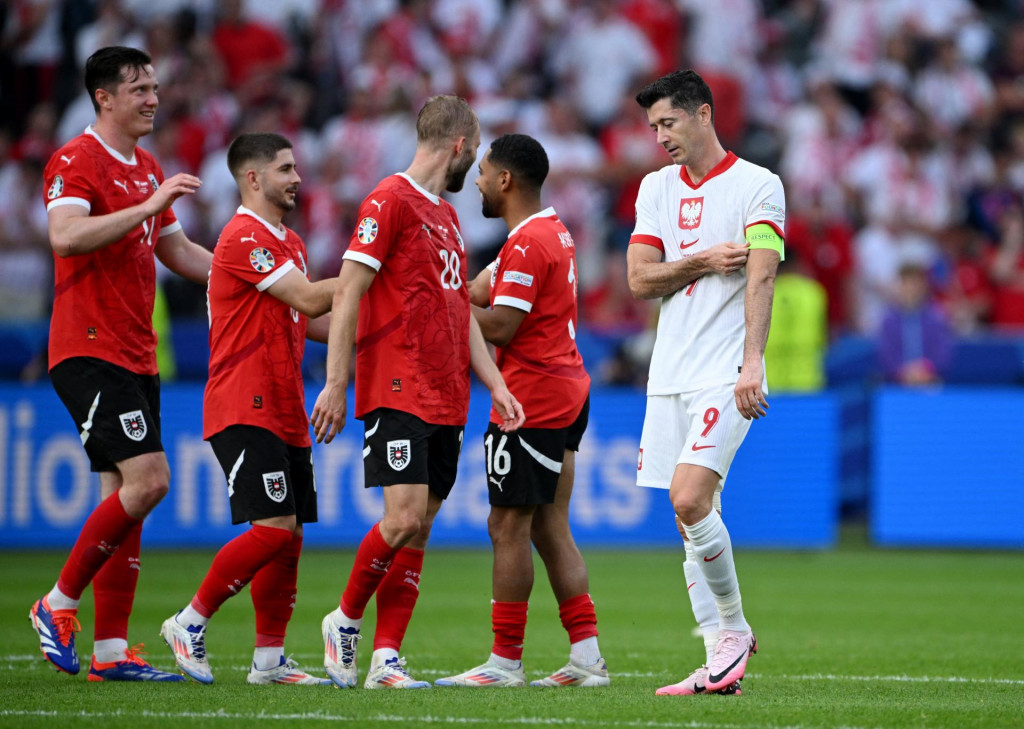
[395,172,440,205]
[678,151,738,190]
[507,206,557,238]
[237,205,287,240]
[84,125,137,166]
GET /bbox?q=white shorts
[635,383,752,497]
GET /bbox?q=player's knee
[383,512,423,543]
[672,493,709,526]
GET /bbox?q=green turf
[2,534,1023,728]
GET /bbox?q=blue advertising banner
[0,384,838,549]
[871,387,1024,548]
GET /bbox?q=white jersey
[630,152,786,395]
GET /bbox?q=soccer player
[159,133,335,686]
[30,46,212,682]
[435,134,608,689]
[311,95,525,690]
[626,70,785,696]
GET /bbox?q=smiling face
[103,64,160,139]
[645,97,709,167]
[474,149,504,219]
[259,148,301,213]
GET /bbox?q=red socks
[251,532,303,647]
[373,547,424,651]
[92,521,142,641]
[491,601,529,661]
[57,491,141,600]
[559,593,599,642]
[192,524,292,617]
[339,523,398,620]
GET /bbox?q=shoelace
[187,625,208,661]
[338,629,360,665]
[122,644,150,667]
[51,610,82,647]
[384,657,412,677]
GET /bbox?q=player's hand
[734,363,768,421]
[146,173,202,216]
[703,242,749,276]
[310,383,347,443]
[492,387,526,432]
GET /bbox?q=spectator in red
[211,0,290,95]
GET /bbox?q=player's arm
[48,172,202,257]
[468,265,492,307]
[626,241,749,299]
[469,316,525,432]
[265,269,339,318]
[310,260,376,443]
[154,228,213,284]
[472,304,527,348]
[735,247,780,421]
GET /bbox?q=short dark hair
[416,95,478,147]
[488,133,549,191]
[226,133,293,178]
[635,69,715,122]
[84,46,152,112]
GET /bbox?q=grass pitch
[1,530,1022,729]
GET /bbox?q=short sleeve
[44,152,94,213]
[217,227,296,292]
[491,232,547,313]
[343,193,404,271]
[745,173,786,240]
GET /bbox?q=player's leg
[366,421,462,689]
[161,426,295,683]
[530,447,609,688]
[324,410,434,689]
[678,513,719,665]
[671,385,756,692]
[246,445,329,686]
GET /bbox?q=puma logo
[241,233,258,245]
[421,224,432,239]
[488,475,506,491]
[513,244,530,257]
[113,179,129,195]
[60,155,75,165]
[370,198,386,211]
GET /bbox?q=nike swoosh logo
[680,237,700,249]
[691,443,715,451]
[708,651,746,684]
[704,547,726,562]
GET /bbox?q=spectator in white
[492,0,568,83]
[891,0,992,65]
[913,36,995,138]
[431,0,503,56]
[0,155,51,321]
[550,0,656,129]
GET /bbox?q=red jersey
[204,207,311,447]
[489,208,590,428]
[43,127,181,375]
[343,174,470,425]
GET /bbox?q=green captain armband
[745,223,785,259]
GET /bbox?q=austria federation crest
[678,197,704,230]
[387,439,411,471]
[119,410,147,441]
[263,471,288,503]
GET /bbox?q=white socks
[176,604,209,628]
[683,540,719,663]
[682,509,749,634]
[47,584,79,612]
[490,652,522,671]
[253,646,285,671]
[570,636,602,667]
[92,638,128,663]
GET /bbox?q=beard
[265,186,297,212]
[446,149,475,193]
[480,189,500,219]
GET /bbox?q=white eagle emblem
[119,410,147,441]
[678,197,704,230]
[387,439,411,471]
[263,471,287,503]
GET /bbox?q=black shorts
[485,396,589,507]
[208,425,318,525]
[362,408,464,499]
[50,357,163,472]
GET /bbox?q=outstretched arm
[309,261,376,443]
[155,228,213,284]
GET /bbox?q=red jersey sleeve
[342,193,405,271]
[491,231,549,313]
[44,149,97,212]
[217,223,298,291]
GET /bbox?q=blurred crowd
[2,0,1024,386]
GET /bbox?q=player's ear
[246,169,259,190]
[95,88,112,111]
